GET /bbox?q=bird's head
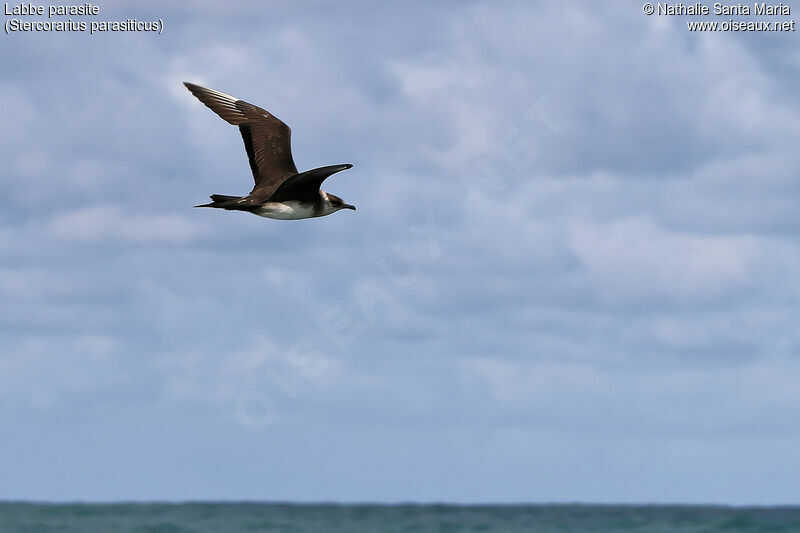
[323,192,356,214]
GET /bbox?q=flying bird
[184,82,355,219]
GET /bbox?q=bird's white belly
[255,201,316,220]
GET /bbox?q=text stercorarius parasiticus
[184,82,355,220]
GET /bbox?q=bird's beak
[344,204,356,211]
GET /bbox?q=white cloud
[151,337,341,408]
[0,83,37,144]
[567,216,757,305]
[0,267,78,301]
[47,205,200,244]
[462,353,800,436]
[0,334,127,409]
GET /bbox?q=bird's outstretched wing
[270,164,353,202]
[184,82,298,200]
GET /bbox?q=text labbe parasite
[4,3,100,17]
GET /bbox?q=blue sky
[2,1,800,504]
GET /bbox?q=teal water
[1,503,799,532]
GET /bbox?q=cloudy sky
[2,1,800,504]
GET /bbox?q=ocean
[1,503,799,532]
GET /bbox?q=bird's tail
[194,194,243,209]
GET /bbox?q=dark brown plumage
[184,82,355,219]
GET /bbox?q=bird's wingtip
[183,81,202,93]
